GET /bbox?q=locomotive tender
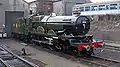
[12,13,103,57]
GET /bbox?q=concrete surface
[0,39,89,67]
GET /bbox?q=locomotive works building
[36,0,59,15]
[0,0,29,37]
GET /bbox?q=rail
[0,45,39,67]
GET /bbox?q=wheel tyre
[37,26,45,34]
[47,29,56,36]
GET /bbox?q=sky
[24,0,120,3]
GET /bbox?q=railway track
[92,56,120,67]
[0,58,9,67]
[0,45,39,67]
[77,55,120,67]
[67,54,120,67]
[2,39,119,67]
[30,43,120,67]
[69,54,120,67]
[104,45,120,51]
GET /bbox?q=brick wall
[36,2,53,15]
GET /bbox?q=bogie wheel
[82,49,93,57]
[37,26,45,34]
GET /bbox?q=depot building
[0,0,29,37]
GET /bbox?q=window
[79,7,84,11]
[85,6,90,11]
[13,24,15,27]
[76,8,79,10]
[91,6,98,11]
[16,24,18,28]
[99,5,106,10]
[119,4,120,9]
[106,5,109,10]
[110,4,118,10]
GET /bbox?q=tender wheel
[47,29,56,36]
[37,26,45,34]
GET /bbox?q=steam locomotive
[12,13,103,57]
